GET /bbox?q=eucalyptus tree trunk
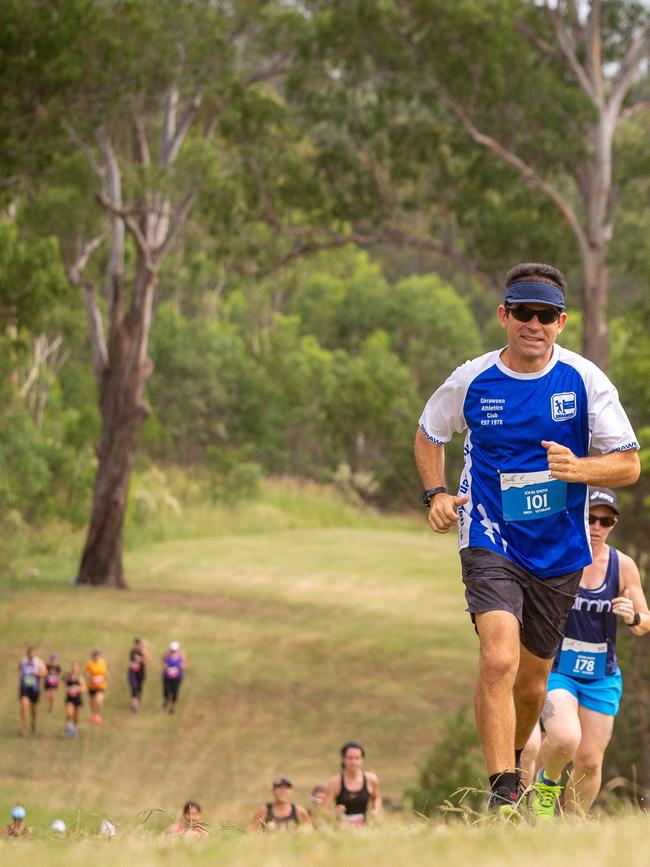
[78,273,156,588]
[68,89,199,587]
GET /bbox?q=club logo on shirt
[551,392,577,422]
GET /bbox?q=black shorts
[19,685,40,704]
[460,547,582,659]
[66,695,83,708]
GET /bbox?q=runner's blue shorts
[546,668,623,717]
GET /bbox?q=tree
[56,0,303,586]
[288,0,649,369]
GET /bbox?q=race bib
[166,666,180,679]
[23,675,37,688]
[557,637,607,680]
[500,470,567,522]
[129,662,141,672]
[46,675,59,687]
[341,813,365,826]
[91,674,104,687]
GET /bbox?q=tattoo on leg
[541,699,555,723]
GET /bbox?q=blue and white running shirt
[419,344,639,578]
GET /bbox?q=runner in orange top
[84,649,108,725]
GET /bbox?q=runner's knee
[479,648,518,683]
[546,728,581,758]
[573,751,603,776]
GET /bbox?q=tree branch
[96,126,125,310]
[546,3,600,105]
[19,335,65,400]
[431,81,589,258]
[96,193,155,273]
[255,218,490,284]
[244,53,293,87]
[131,109,151,168]
[66,121,104,179]
[609,28,649,119]
[616,99,650,128]
[155,189,196,260]
[513,19,555,55]
[161,92,203,166]
[67,234,109,377]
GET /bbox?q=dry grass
[2,817,650,867]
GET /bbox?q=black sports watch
[628,612,641,627]
[422,486,448,507]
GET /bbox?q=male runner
[414,262,640,812]
[528,487,649,818]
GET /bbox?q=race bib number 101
[500,470,567,522]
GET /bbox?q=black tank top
[264,803,298,828]
[129,648,145,673]
[335,772,370,815]
[65,676,82,699]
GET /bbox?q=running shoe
[530,771,562,820]
[488,786,520,820]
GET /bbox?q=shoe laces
[537,784,558,810]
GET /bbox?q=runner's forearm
[414,429,446,489]
[574,449,639,487]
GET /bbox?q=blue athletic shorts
[546,668,623,716]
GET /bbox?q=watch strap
[422,486,448,507]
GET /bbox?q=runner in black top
[127,637,149,712]
[64,660,86,738]
[44,653,62,714]
[323,741,382,825]
[248,776,313,831]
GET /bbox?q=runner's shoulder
[555,345,613,384]
[616,548,641,582]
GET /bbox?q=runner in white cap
[162,641,186,713]
[527,487,650,817]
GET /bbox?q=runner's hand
[612,588,636,624]
[428,493,469,534]
[542,440,587,482]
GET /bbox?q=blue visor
[505,280,565,309]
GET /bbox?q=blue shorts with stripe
[546,668,623,717]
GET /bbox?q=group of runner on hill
[416,260,648,818]
[4,741,381,838]
[17,638,187,737]
[248,741,381,832]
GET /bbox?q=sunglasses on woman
[505,305,562,325]
[588,515,617,528]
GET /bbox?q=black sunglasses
[588,515,617,528]
[506,305,562,325]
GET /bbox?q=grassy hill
[0,480,477,834]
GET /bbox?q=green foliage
[405,706,484,818]
[0,222,69,331]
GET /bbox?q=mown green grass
[0,481,476,833]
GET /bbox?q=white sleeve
[584,364,639,454]
[418,362,472,445]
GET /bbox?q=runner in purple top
[162,641,186,714]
